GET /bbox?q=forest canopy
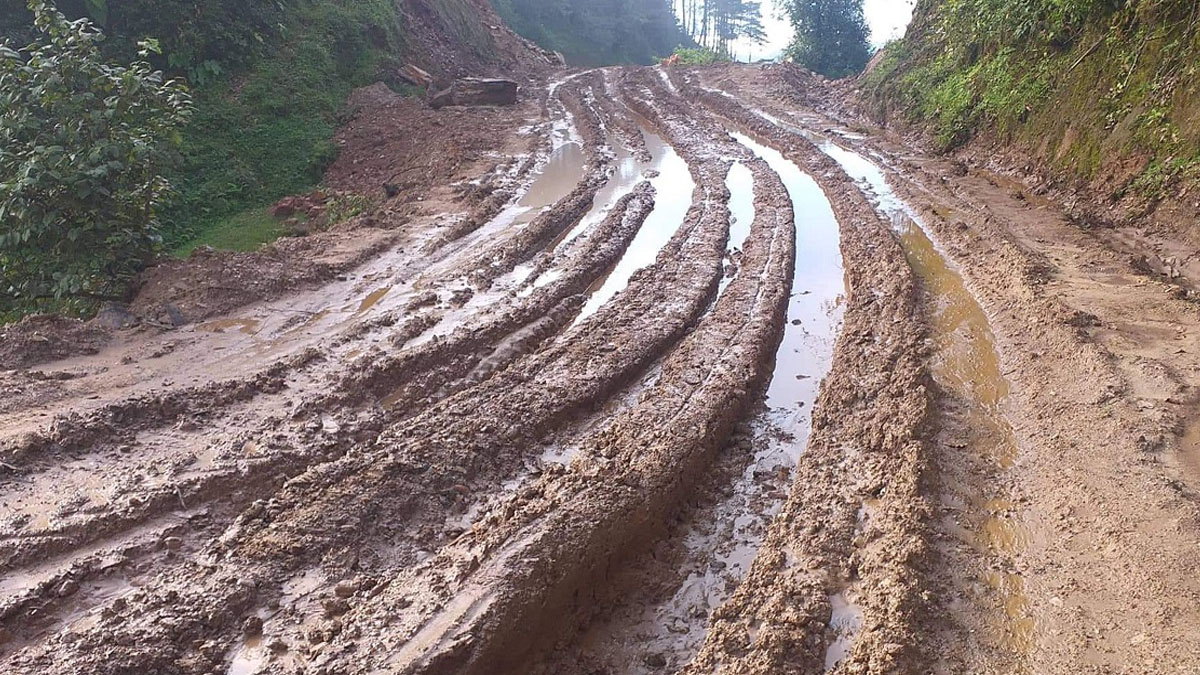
[493,0,689,65]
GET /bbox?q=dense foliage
[782,0,871,77]
[494,0,688,65]
[0,1,191,316]
[166,0,400,250]
[0,0,401,254]
[863,0,1200,202]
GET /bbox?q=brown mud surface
[3,62,1200,675]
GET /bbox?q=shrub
[665,46,728,65]
[0,0,191,314]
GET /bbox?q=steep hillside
[861,0,1200,224]
[0,0,547,254]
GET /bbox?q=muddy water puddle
[225,568,325,675]
[811,131,1033,659]
[574,129,693,324]
[197,318,262,336]
[733,133,845,427]
[826,588,865,669]
[519,142,586,211]
[556,130,846,673]
[186,107,592,374]
[718,162,755,296]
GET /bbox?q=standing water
[808,129,1032,662]
[555,132,846,674]
[573,129,694,323]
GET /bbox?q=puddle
[225,569,325,675]
[57,575,136,635]
[574,129,693,323]
[808,130,1031,658]
[553,134,645,251]
[355,287,392,314]
[893,217,1013,457]
[719,162,755,296]
[826,589,865,670]
[983,571,1036,652]
[227,635,266,675]
[519,142,587,211]
[561,130,848,672]
[733,132,845,435]
[197,318,261,336]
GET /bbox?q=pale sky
[732,0,916,62]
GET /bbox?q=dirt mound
[127,227,400,325]
[126,75,541,328]
[327,83,538,202]
[399,0,559,84]
[0,315,110,370]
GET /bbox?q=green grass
[173,207,284,257]
[863,0,1200,198]
[161,0,401,252]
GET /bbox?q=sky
[732,0,917,62]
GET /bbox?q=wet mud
[6,61,1199,675]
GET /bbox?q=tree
[782,0,871,77]
[494,0,689,66]
[673,0,767,58]
[0,0,192,314]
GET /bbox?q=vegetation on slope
[1,2,192,319]
[863,0,1200,202]
[1,0,403,258]
[493,0,687,65]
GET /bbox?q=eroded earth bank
[2,63,1199,675]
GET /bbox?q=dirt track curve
[3,64,1200,675]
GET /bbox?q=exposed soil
[0,315,110,371]
[3,61,1200,675]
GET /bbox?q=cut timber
[429,78,519,109]
[397,63,434,89]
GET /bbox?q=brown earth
[1,62,1199,675]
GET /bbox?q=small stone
[644,652,667,668]
[334,579,359,598]
[162,536,183,551]
[56,579,80,598]
[243,615,264,637]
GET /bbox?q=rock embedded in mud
[322,598,350,618]
[644,652,667,668]
[334,579,359,598]
[243,615,264,638]
[56,579,80,598]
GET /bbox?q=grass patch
[173,207,284,257]
[161,0,401,251]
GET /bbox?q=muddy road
[3,64,1200,674]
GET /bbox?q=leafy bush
[0,1,191,314]
[665,46,728,65]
